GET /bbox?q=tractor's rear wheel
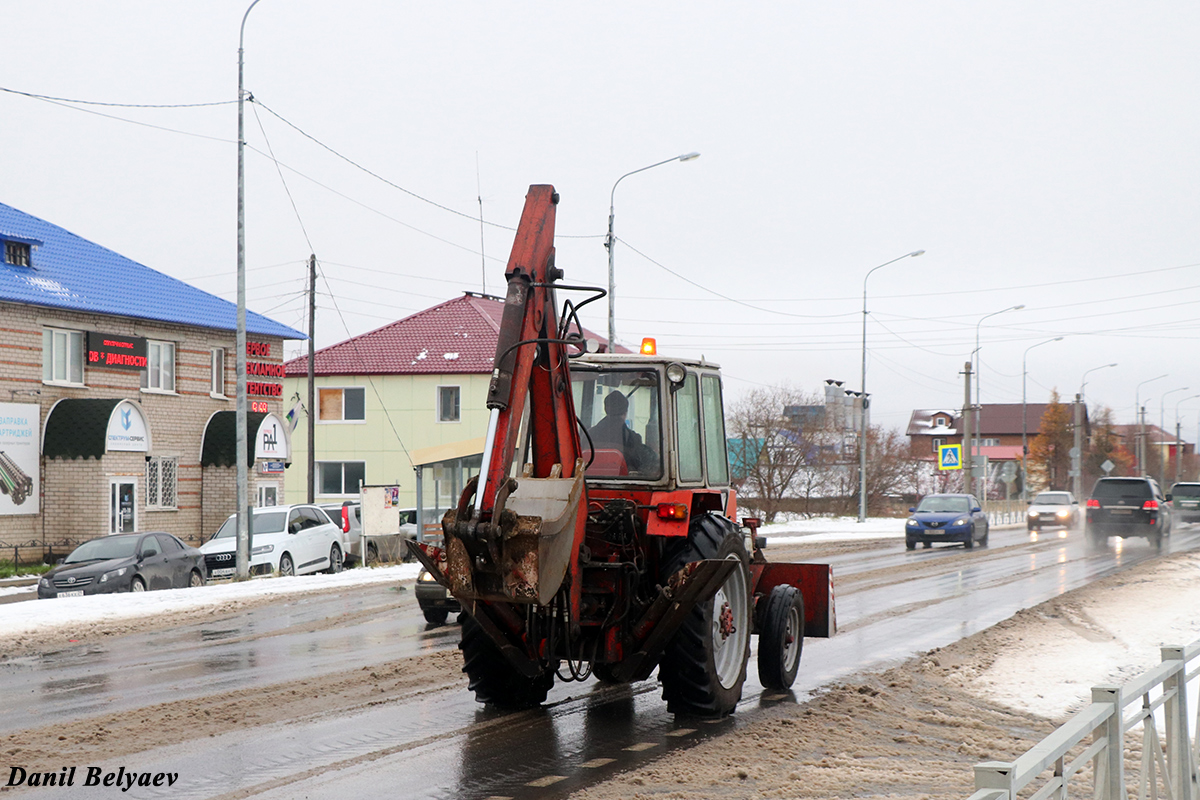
[658,513,750,717]
[459,609,555,710]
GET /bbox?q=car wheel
[188,570,204,588]
[980,525,990,547]
[923,542,932,549]
[327,543,343,574]
[905,540,916,551]
[964,527,975,549]
[279,553,295,577]
[131,576,146,592]
[423,607,449,625]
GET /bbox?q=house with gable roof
[282,292,614,516]
[0,202,305,554]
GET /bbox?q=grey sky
[4,2,1198,434]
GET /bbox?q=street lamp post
[970,304,1024,500]
[857,249,925,523]
[1135,374,1167,474]
[1080,363,1117,405]
[1074,363,1117,500]
[1161,387,1190,488]
[235,0,264,580]
[604,152,700,353]
[1173,395,1200,486]
[1021,337,1063,500]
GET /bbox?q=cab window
[701,374,729,486]
[571,367,663,480]
[676,374,703,482]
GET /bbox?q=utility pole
[306,253,316,504]
[962,362,972,495]
[1072,394,1083,500]
[1175,418,1182,486]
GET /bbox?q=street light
[1135,374,1167,474]
[858,249,925,523]
[1073,363,1116,500]
[1080,363,1117,404]
[1173,395,1200,485]
[1021,336,1063,500]
[1161,387,1190,488]
[604,152,700,352]
[970,304,1024,498]
[235,0,264,580]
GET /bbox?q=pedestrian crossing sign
[938,443,962,470]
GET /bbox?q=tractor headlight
[665,362,687,385]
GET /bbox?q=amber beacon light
[640,338,657,356]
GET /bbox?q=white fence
[986,500,1027,526]
[967,640,1200,800]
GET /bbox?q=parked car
[1085,476,1171,550]
[415,567,460,625]
[1168,482,1200,523]
[319,501,363,566]
[1026,491,1080,531]
[38,532,205,599]
[201,505,344,578]
[905,493,989,550]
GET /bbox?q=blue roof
[0,202,305,340]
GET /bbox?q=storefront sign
[261,461,285,474]
[87,332,147,370]
[0,402,39,516]
[105,401,150,453]
[254,414,290,461]
[247,341,283,397]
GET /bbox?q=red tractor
[409,185,834,716]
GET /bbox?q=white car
[201,505,344,579]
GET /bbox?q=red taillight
[1086,499,1100,508]
[341,506,351,532]
[656,502,688,520]
[1143,500,1159,510]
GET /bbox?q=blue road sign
[938,444,962,470]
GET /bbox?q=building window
[980,438,999,447]
[5,241,30,267]
[932,437,945,452]
[318,387,365,422]
[141,340,176,392]
[318,461,365,495]
[145,457,178,510]
[42,328,84,385]
[210,348,226,397]
[935,416,947,427]
[438,385,460,423]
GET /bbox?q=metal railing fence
[987,499,1027,526]
[967,640,1200,800]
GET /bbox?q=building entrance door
[110,479,136,533]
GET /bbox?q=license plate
[57,590,84,598]
[1110,508,1133,514]
[210,568,235,578]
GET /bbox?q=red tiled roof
[286,293,616,377]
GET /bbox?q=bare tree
[727,386,823,522]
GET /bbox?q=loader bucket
[503,468,586,606]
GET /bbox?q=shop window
[210,348,226,397]
[42,328,84,385]
[318,387,365,422]
[438,385,460,422]
[318,461,365,495]
[142,341,176,392]
[145,457,178,509]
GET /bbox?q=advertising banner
[87,332,147,370]
[105,401,150,452]
[0,402,39,515]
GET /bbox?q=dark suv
[1085,477,1172,550]
[1168,482,1200,523]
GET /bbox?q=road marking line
[580,758,616,768]
[624,742,659,752]
[526,776,567,788]
[666,728,696,737]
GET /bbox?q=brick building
[0,202,304,557]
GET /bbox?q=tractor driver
[589,390,659,474]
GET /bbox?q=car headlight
[1027,509,1037,517]
[953,518,967,526]
[906,519,918,527]
[251,544,274,556]
[418,570,437,583]
[39,576,51,587]
[99,566,128,583]
[1056,510,1069,518]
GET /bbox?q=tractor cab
[570,353,730,493]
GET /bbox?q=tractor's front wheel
[658,514,751,717]
[459,609,555,710]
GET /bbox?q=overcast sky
[4,2,1199,436]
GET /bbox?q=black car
[37,532,206,599]
[1085,477,1171,550]
[415,568,460,625]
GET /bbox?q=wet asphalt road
[7,523,1198,799]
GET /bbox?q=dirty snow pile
[0,563,421,638]
[757,515,907,544]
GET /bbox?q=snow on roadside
[757,515,907,544]
[960,551,1200,720]
[0,563,421,637]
